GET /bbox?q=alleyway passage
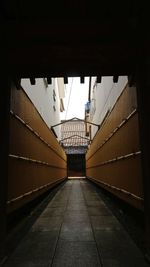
[3,180,149,267]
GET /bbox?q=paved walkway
[3,180,149,267]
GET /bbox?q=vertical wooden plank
[136,65,150,259]
[0,77,11,262]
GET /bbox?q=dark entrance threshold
[67,154,85,177]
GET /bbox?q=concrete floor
[3,180,149,267]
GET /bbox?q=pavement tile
[91,215,122,231]
[60,219,94,241]
[46,201,67,208]
[86,200,106,207]
[40,207,65,217]
[88,206,112,216]
[60,229,94,242]
[94,229,144,259]
[68,199,85,204]
[3,232,57,266]
[64,210,88,216]
[63,213,89,223]
[102,258,150,267]
[67,204,87,211]
[4,180,147,267]
[4,261,50,267]
[52,241,101,267]
[31,216,62,232]
[61,220,91,232]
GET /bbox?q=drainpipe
[88,77,91,102]
[85,77,92,140]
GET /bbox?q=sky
[60,77,89,120]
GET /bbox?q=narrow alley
[1,2,150,265]
[3,179,149,267]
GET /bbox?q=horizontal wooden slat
[10,86,66,159]
[10,114,66,163]
[8,87,67,213]
[86,85,137,160]
[87,175,144,210]
[86,151,141,169]
[86,114,140,166]
[9,154,66,169]
[86,85,143,210]
[86,157,143,203]
[7,158,67,212]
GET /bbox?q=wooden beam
[80,77,85,83]
[136,64,150,260]
[0,76,11,262]
[13,78,21,90]
[64,77,68,84]
[47,77,52,84]
[113,75,119,83]
[128,75,135,87]
[97,76,102,83]
[30,78,36,85]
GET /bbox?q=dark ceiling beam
[64,77,68,84]
[7,65,135,79]
[4,20,136,47]
[2,8,143,78]
[1,0,139,22]
[80,77,84,84]
[13,78,21,90]
[30,78,36,85]
[128,75,135,87]
[113,75,119,83]
[97,76,102,83]
[47,77,52,84]
[6,41,137,77]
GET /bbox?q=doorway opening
[67,153,86,178]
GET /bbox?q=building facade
[87,76,128,138]
[21,78,65,139]
[61,118,89,177]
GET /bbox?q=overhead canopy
[2,1,149,78]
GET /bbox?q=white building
[21,78,65,139]
[87,76,128,138]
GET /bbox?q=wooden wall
[7,85,67,213]
[86,85,144,210]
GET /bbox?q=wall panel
[86,85,144,210]
[87,84,137,160]
[8,86,67,213]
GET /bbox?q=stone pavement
[3,180,149,267]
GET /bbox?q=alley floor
[3,180,150,267]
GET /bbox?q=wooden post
[0,77,11,262]
[136,65,150,259]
